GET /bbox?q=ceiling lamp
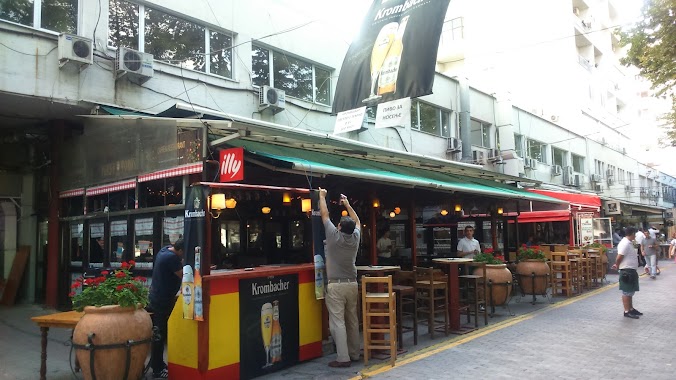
[301,198,312,212]
[497,207,504,215]
[440,209,449,216]
[261,206,271,214]
[210,194,225,219]
[454,204,462,212]
[394,207,401,215]
[341,210,348,217]
[389,211,396,218]
[372,199,380,208]
[282,192,292,204]
[225,198,237,209]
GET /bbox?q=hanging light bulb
[454,204,462,212]
[282,192,291,204]
[372,199,380,208]
[440,209,449,216]
[261,206,271,214]
[341,210,348,217]
[497,207,504,215]
[301,198,312,212]
[389,211,396,218]
[225,198,237,209]
[394,207,401,215]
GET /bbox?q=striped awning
[86,179,136,196]
[138,162,203,183]
[59,188,85,198]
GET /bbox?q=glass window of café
[88,222,106,268]
[110,219,129,268]
[138,178,183,208]
[61,196,84,217]
[66,222,84,267]
[134,216,155,269]
[162,214,184,247]
[87,189,135,213]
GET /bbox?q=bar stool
[392,271,418,348]
[459,263,488,328]
[567,251,583,295]
[550,252,573,296]
[413,266,449,339]
[361,275,397,366]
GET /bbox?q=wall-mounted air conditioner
[625,185,633,193]
[606,169,614,177]
[552,165,563,176]
[593,183,603,192]
[607,177,614,186]
[487,149,501,162]
[640,188,648,197]
[523,157,535,169]
[58,33,92,69]
[590,174,602,182]
[259,85,286,113]
[116,46,153,84]
[447,137,461,153]
[573,174,582,187]
[472,150,486,165]
[563,166,574,185]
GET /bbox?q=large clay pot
[516,260,550,295]
[474,264,512,306]
[73,305,152,380]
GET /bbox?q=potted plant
[515,245,550,296]
[70,261,152,380]
[473,250,512,306]
[585,242,608,264]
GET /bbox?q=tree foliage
[621,0,676,143]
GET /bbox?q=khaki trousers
[325,282,360,362]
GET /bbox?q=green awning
[100,105,153,116]
[227,140,565,204]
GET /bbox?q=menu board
[239,274,299,380]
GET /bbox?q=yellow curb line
[350,281,621,380]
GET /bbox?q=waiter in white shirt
[635,228,646,256]
[457,225,481,259]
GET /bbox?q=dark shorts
[619,269,639,295]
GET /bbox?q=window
[251,45,331,105]
[514,134,524,158]
[527,139,546,162]
[594,159,605,175]
[552,147,567,167]
[618,169,626,184]
[607,164,616,178]
[572,154,584,173]
[627,172,634,186]
[410,100,452,138]
[1,0,77,33]
[470,119,490,147]
[108,0,233,78]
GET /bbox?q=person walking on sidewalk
[642,233,659,279]
[319,188,361,368]
[611,227,642,319]
[148,238,185,379]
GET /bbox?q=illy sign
[219,147,244,182]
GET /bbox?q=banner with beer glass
[332,0,451,114]
[182,185,207,320]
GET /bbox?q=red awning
[527,189,601,209]
[511,210,571,223]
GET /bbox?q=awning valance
[513,210,571,223]
[527,189,601,209]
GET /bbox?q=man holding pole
[318,187,361,368]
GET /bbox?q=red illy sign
[219,147,244,182]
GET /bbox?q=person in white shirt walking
[611,227,642,319]
[457,226,481,259]
[641,234,659,279]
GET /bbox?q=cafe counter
[167,263,323,380]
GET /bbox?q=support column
[19,173,37,303]
[46,121,63,308]
[409,198,416,268]
[459,77,472,163]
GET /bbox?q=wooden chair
[413,267,449,339]
[459,263,488,328]
[393,270,418,348]
[361,276,397,366]
[550,251,573,296]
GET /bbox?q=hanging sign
[219,147,244,182]
[375,97,411,129]
[578,215,594,246]
[334,107,367,134]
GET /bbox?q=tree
[620,0,676,144]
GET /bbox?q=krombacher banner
[332,0,450,114]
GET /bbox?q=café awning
[226,140,565,204]
[527,189,601,211]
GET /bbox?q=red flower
[68,292,76,297]
[101,270,109,275]
[128,260,136,267]
[116,285,125,291]
[133,276,147,283]
[115,271,126,278]
[71,282,81,289]
[121,262,130,269]
[83,279,93,286]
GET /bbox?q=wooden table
[432,258,474,334]
[31,310,84,380]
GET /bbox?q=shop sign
[578,216,594,245]
[219,147,244,182]
[334,106,366,134]
[239,274,299,380]
[375,97,411,129]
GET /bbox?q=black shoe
[630,308,643,316]
[624,312,639,319]
[153,368,169,379]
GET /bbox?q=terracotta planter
[516,260,550,295]
[73,305,152,380]
[474,264,512,306]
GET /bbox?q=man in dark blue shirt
[149,238,184,379]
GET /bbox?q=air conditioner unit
[573,174,582,187]
[607,177,614,186]
[472,150,486,165]
[606,169,614,177]
[640,188,648,197]
[116,46,153,84]
[590,174,602,182]
[487,148,501,162]
[523,157,535,169]
[58,33,93,69]
[447,137,461,153]
[593,183,603,192]
[563,166,574,185]
[652,190,660,198]
[625,185,633,193]
[259,85,286,113]
[552,165,563,176]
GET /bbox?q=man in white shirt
[635,228,646,258]
[611,227,642,319]
[376,230,394,264]
[457,226,481,259]
[648,226,659,239]
[669,232,676,259]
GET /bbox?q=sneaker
[651,275,656,279]
[624,312,639,319]
[328,361,351,368]
[629,308,643,316]
[153,368,169,379]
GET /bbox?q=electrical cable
[0,43,57,56]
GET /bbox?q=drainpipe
[459,77,472,162]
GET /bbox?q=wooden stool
[413,267,449,339]
[459,262,488,328]
[393,271,418,348]
[550,252,573,296]
[361,276,397,366]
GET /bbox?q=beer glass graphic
[261,303,274,368]
[363,22,399,104]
